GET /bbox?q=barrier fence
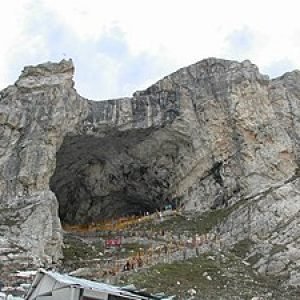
[63,209,181,234]
[83,232,222,279]
[63,210,224,280]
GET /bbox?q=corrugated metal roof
[43,270,122,294]
[31,269,173,300]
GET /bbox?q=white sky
[0,0,299,100]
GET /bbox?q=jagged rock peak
[137,57,270,97]
[15,59,75,90]
[12,57,267,96]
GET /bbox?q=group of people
[123,256,143,272]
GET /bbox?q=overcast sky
[0,0,299,100]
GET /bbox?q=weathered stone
[0,57,300,282]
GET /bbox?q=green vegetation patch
[139,200,247,236]
[230,238,255,258]
[247,252,263,266]
[120,252,300,299]
[270,244,287,256]
[62,235,104,262]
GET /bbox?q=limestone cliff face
[0,58,300,281]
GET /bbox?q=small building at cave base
[25,269,173,300]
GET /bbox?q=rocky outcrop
[0,58,300,284]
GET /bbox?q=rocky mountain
[0,58,300,286]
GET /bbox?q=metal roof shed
[25,269,172,300]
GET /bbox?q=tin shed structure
[25,269,172,300]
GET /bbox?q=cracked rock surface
[0,58,300,284]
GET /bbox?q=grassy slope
[120,251,299,300]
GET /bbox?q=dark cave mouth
[50,131,176,225]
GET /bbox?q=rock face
[0,58,300,283]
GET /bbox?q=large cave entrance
[50,129,179,225]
